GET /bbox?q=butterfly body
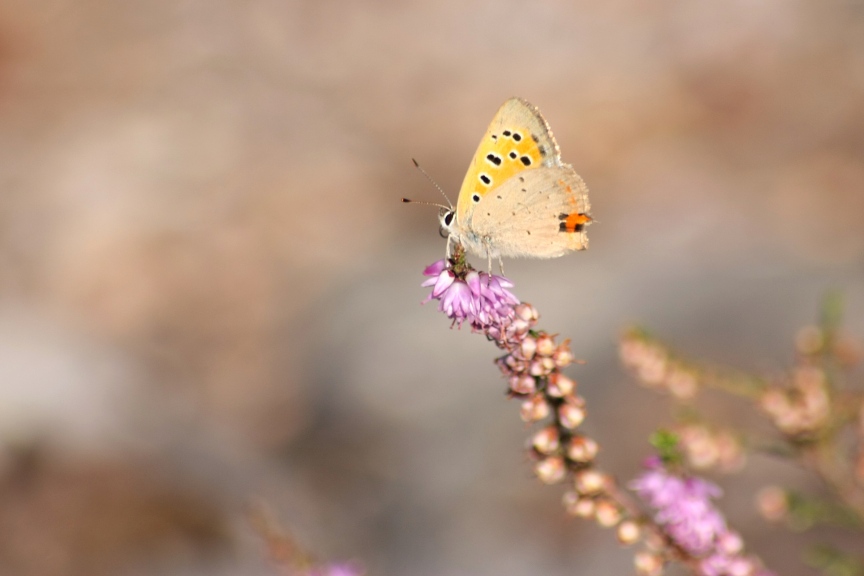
[439,98,591,262]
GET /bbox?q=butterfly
[436,98,592,270]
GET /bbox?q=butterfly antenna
[411,158,453,209]
[401,197,451,209]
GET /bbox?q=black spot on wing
[520,156,532,166]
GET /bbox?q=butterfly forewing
[456,98,561,224]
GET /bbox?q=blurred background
[0,1,862,574]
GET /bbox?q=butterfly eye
[444,211,454,226]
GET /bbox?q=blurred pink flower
[631,461,773,576]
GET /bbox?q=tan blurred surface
[0,1,862,574]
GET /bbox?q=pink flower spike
[629,460,771,570]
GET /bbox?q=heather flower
[620,332,701,399]
[631,460,773,576]
[422,259,519,330]
[631,463,726,555]
[676,424,745,472]
[760,365,830,436]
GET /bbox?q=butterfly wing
[455,98,562,225]
[465,165,591,258]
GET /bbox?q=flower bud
[547,373,576,398]
[510,374,536,395]
[716,530,743,554]
[532,426,560,455]
[510,317,530,335]
[595,499,622,527]
[520,395,550,422]
[566,436,599,462]
[553,343,575,367]
[666,369,697,399]
[534,456,566,484]
[634,551,664,576]
[528,360,543,376]
[504,353,526,373]
[536,334,556,357]
[520,336,537,360]
[529,359,553,377]
[563,491,595,518]
[514,303,539,323]
[574,469,606,495]
[559,400,586,429]
[638,354,667,385]
[617,520,641,545]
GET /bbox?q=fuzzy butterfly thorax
[441,98,592,263]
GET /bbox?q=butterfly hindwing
[466,165,590,258]
[455,98,562,224]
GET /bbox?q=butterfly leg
[497,255,505,275]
